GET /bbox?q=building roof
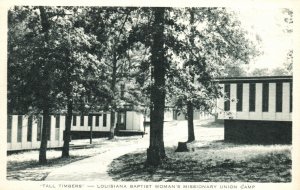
[214,76,292,83]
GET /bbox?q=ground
[7,119,292,182]
[7,136,144,180]
[108,142,291,182]
[107,120,291,182]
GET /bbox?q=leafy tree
[77,7,148,139]
[271,67,289,76]
[167,7,260,143]
[127,7,260,164]
[146,7,167,166]
[283,49,293,75]
[250,68,270,76]
[223,61,248,77]
[52,7,106,157]
[281,9,293,75]
[8,6,103,162]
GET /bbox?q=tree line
[8,6,259,165]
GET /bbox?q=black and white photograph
[1,0,299,190]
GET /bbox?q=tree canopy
[8,6,262,165]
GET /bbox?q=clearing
[7,119,291,182]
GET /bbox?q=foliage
[165,8,260,115]
[8,6,105,115]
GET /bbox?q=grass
[7,135,145,181]
[6,120,292,182]
[107,140,292,182]
[7,155,89,181]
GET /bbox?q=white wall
[125,111,143,131]
[217,82,292,121]
[7,115,66,151]
[71,113,111,132]
[7,113,113,151]
[164,110,173,121]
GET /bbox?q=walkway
[45,119,219,181]
[45,142,147,181]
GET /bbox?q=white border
[1,0,299,190]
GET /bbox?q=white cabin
[215,76,292,144]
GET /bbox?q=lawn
[107,120,292,182]
[7,119,292,182]
[7,136,145,181]
[107,141,291,182]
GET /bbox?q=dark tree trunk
[62,98,73,158]
[62,29,74,157]
[108,111,115,139]
[39,106,50,164]
[38,6,51,165]
[146,8,166,166]
[186,9,196,143]
[109,53,117,140]
[187,101,195,142]
[175,142,189,152]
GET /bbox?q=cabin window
[276,82,283,112]
[27,116,33,142]
[236,83,243,112]
[80,115,84,126]
[249,83,256,112]
[88,115,93,126]
[95,116,100,127]
[224,84,230,111]
[290,82,292,112]
[55,115,60,141]
[103,114,107,127]
[37,116,42,141]
[55,115,60,128]
[262,83,269,112]
[72,115,77,126]
[7,116,12,143]
[17,115,23,142]
[47,115,51,140]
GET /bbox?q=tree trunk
[175,142,189,152]
[109,53,117,140]
[62,24,74,157]
[39,106,50,164]
[62,98,73,158]
[38,6,51,165]
[187,101,195,142]
[186,9,196,143]
[108,111,115,139]
[146,7,166,166]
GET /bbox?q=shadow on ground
[196,121,224,128]
[107,141,291,182]
[7,155,88,181]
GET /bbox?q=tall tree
[8,6,56,164]
[8,6,103,162]
[56,8,106,157]
[37,6,52,164]
[78,7,144,139]
[166,7,260,143]
[146,7,167,166]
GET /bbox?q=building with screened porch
[215,76,292,144]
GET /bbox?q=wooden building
[215,76,292,144]
[7,109,144,151]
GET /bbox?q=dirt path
[45,119,220,181]
[45,141,148,181]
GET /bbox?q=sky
[232,7,293,71]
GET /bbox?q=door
[117,111,126,130]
